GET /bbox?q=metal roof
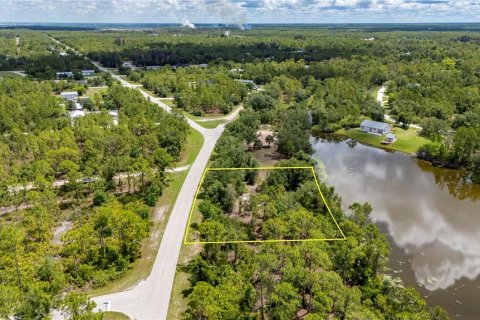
[361,120,391,130]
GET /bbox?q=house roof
[69,110,85,118]
[386,133,396,139]
[61,91,78,96]
[361,120,391,130]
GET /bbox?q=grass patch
[86,86,107,96]
[89,128,204,297]
[338,127,429,154]
[252,147,284,167]
[195,119,225,129]
[183,104,242,120]
[102,312,130,320]
[179,128,204,167]
[372,86,380,100]
[0,71,22,78]
[181,111,227,129]
[159,98,175,107]
[167,232,203,319]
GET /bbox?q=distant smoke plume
[181,18,196,29]
[210,0,247,30]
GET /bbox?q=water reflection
[311,137,480,317]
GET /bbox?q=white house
[56,71,73,79]
[68,110,85,120]
[360,120,392,135]
[122,61,135,69]
[60,91,78,101]
[81,70,95,77]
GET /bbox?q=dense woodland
[182,103,449,320]
[0,77,189,317]
[1,26,479,318]
[130,66,248,114]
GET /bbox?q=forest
[0,77,189,318]
[180,97,449,319]
[1,26,479,318]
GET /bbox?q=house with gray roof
[60,91,78,101]
[360,120,392,135]
[81,70,96,77]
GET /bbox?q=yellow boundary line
[183,166,347,245]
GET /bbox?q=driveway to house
[378,84,422,130]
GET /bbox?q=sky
[1,0,479,24]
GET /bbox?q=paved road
[88,62,238,319]
[47,37,238,318]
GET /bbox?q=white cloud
[0,0,479,23]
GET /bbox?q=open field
[337,126,428,154]
[86,86,108,96]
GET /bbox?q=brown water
[311,136,480,320]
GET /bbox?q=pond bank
[311,135,480,320]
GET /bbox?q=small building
[145,65,161,70]
[360,120,392,135]
[386,133,397,143]
[68,109,85,120]
[60,91,78,101]
[56,71,73,79]
[122,61,135,69]
[237,79,258,90]
[81,69,95,77]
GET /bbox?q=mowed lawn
[338,127,428,154]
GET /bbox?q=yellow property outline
[183,166,347,245]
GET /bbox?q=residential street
[41,39,237,319]
[88,62,235,319]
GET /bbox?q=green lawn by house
[337,127,428,154]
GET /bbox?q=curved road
[378,84,422,130]
[88,63,234,318]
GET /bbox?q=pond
[311,136,480,320]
